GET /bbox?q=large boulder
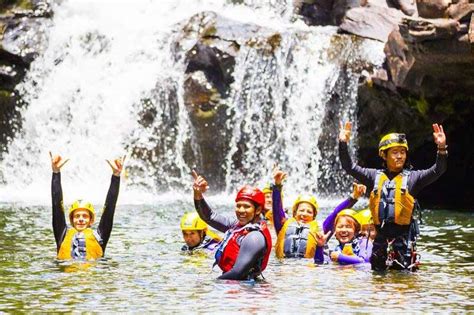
[357,10,474,209]
[0,0,52,157]
[339,5,405,41]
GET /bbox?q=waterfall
[0,0,384,204]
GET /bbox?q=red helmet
[235,185,265,210]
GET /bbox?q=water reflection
[0,203,473,312]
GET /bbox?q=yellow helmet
[378,133,408,156]
[262,183,272,194]
[68,199,95,224]
[354,209,373,226]
[292,194,318,218]
[335,209,358,223]
[180,212,207,231]
[335,209,360,233]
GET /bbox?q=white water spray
[0,0,384,205]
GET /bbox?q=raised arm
[409,123,448,196]
[50,152,69,251]
[322,183,366,234]
[192,170,236,232]
[97,156,125,251]
[338,121,377,188]
[271,165,288,234]
[218,231,267,280]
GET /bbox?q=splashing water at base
[0,0,384,204]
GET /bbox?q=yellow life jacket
[275,217,319,258]
[369,170,415,226]
[57,228,103,260]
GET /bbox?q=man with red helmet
[192,170,272,280]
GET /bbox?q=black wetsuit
[339,141,447,269]
[194,198,268,280]
[52,172,120,254]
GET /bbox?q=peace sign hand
[432,123,446,148]
[314,231,332,247]
[49,151,69,173]
[339,121,352,143]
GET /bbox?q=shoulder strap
[401,170,410,192]
[373,170,384,194]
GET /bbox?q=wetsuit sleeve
[337,253,365,264]
[194,198,236,233]
[337,238,372,264]
[272,185,287,235]
[97,175,120,251]
[52,172,67,251]
[322,197,357,234]
[339,141,377,189]
[408,153,448,197]
[217,231,267,280]
[314,246,330,264]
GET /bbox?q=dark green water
[1,201,473,312]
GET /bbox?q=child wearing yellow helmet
[354,209,376,241]
[271,165,338,259]
[180,212,222,252]
[50,152,124,261]
[314,184,373,265]
[261,183,274,225]
[338,121,447,271]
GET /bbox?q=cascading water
[0,0,384,204]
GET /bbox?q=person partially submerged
[50,152,124,260]
[180,211,221,252]
[192,170,272,280]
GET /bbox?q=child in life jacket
[192,170,272,280]
[354,209,376,241]
[313,184,372,265]
[272,166,361,259]
[180,211,222,252]
[50,152,124,260]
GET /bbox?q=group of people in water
[51,121,447,280]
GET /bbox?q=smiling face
[182,230,203,248]
[72,209,93,232]
[334,216,357,244]
[383,146,407,172]
[235,200,260,226]
[295,202,315,223]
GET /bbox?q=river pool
[0,201,472,312]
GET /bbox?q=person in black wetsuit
[192,170,272,280]
[338,122,447,271]
[50,152,124,260]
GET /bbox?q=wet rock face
[0,0,52,157]
[339,6,405,42]
[176,11,284,187]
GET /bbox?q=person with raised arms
[338,122,447,271]
[314,184,372,265]
[50,152,124,260]
[192,170,272,280]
